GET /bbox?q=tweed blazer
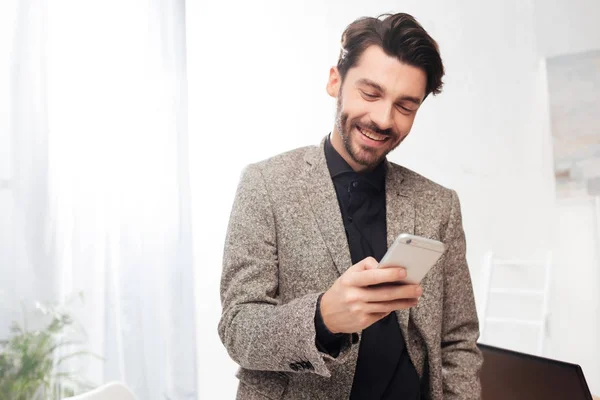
[218,138,482,400]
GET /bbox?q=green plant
[0,295,100,400]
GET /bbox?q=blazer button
[289,363,299,371]
[301,361,312,370]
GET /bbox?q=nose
[370,101,394,132]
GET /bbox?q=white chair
[478,251,553,355]
[62,382,136,400]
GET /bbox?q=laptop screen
[478,343,592,400]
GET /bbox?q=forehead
[346,45,427,100]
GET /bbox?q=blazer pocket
[236,368,289,400]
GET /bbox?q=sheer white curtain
[1,1,197,399]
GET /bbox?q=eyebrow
[356,78,423,106]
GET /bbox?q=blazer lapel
[385,162,416,340]
[303,140,352,276]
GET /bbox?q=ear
[326,67,342,98]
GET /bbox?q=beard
[334,95,403,170]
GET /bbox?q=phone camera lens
[406,239,412,244]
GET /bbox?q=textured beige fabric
[219,138,482,399]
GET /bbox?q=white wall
[535,0,600,58]
[533,0,600,393]
[548,197,600,392]
[0,1,17,336]
[186,0,599,397]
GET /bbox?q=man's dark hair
[337,13,444,98]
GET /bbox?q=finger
[366,299,419,313]
[363,284,422,302]
[348,267,407,287]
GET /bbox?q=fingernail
[416,286,423,296]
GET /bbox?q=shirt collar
[324,134,386,192]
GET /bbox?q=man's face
[327,45,427,171]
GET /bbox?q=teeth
[359,127,386,141]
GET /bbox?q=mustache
[354,121,394,137]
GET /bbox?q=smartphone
[379,233,446,284]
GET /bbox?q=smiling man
[219,13,482,400]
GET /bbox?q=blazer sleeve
[440,190,483,399]
[218,163,354,378]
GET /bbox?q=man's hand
[320,256,422,334]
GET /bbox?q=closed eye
[397,104,416,114]
[360,91,379,100]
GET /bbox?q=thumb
[349,256,379,272]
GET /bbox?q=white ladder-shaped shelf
[478,251,553,356]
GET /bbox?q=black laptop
[478,343,593,400]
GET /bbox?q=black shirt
[314,136,420,399]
